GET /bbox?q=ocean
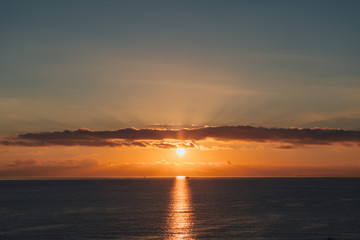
[0,178,359,240]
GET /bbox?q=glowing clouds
[6,126,360,148]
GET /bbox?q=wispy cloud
[0,159,106,177]
[7,159,37,167]
[1,126,360,148]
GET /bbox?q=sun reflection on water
[167,177,193,240]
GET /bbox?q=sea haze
[0,178,359,240]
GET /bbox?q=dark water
[0,178,359,240]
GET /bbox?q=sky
[1,0,360,177]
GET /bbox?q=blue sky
[1,0,360,135]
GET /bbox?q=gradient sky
[1,0,360,177]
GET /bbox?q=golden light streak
[167,177,193,239]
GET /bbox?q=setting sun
[176,148,185,156]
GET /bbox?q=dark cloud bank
[1,126,360,148]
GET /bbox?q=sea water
[0,178,359,240]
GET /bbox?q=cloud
[0,158,106,177]
[273,145,295,150]
[151,141,196,149]
[1,126,360,148]
[7,159,37,167]
[301,117,360,130]
[147,124,205,129]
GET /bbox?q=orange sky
[1,139,359,177]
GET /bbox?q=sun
[176,147,185,156]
